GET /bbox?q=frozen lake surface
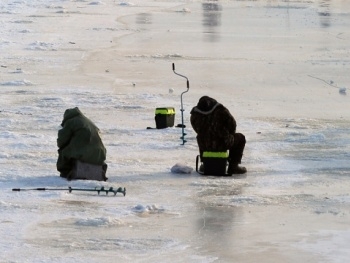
[1,0,350,262]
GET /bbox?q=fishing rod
[12,186,126,196]
[172,63,190,145]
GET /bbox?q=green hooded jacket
[57,107,106,166]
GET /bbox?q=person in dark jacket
[190,96,246,174]
[56,107,107,180]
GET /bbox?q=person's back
[57,107,107,180]
[190,96,236,152]
[190,96,247,175]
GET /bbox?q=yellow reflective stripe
[155,108,175,115]
[203,152,228,158]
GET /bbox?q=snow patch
[0,79,33,86]
[75,217,123,227]
[27,41,57,51]
[89,1,105,5]
[170,163,193,174]
[119,2,135,6]
[132,204,165,214]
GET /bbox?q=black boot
[227,163,247,175]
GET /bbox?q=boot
[228,163,247,175]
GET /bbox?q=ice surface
[1,0,350,262]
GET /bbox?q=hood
[61,107,83,126]
[191,96,221,115]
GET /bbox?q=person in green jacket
[56,107,107,180]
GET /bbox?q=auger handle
[172,63,190,90]
[12,188,47,191]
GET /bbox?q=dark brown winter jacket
[190,96,236,152]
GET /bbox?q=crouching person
[190,96,247,175]
[56,107,108,181]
